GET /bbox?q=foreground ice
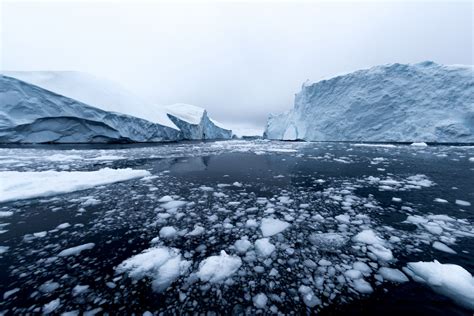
[405,261,474,310]
[0,168,150,202]
[260,217,290,237]
[265,61,474,142]
[116,246,190,293]
[196,251,242,283]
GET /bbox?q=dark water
[0,141,472,315]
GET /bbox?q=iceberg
[0,72,233,142]
[265,62,474,142]
[405,260,474,310]
[165,103,232,140]
[2,71,177,129]
[0,75,181,143]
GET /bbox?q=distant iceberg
[165,103,232,140]
[265,62,474,143]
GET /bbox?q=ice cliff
[264,61,474,143]
[0,75,181,143]
[0,72,232,143]
[165,104,232,140]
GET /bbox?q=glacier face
[0,75,181,143]
[2,71,177,129]
[265,62,474,143]
[166,104,232,140]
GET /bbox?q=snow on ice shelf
[0,168,151,203]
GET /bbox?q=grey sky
[1,1,472,128]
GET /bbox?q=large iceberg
[2,71,177,129]
[0,75,181,143]
[264,62,474,142]
[165,103,232,140]
[0,72,233,143]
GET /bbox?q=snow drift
[165,103,232,140]
[264,61,474,142]
[0,75,181,143]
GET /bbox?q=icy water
[0,140,473,315]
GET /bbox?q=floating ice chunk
[43,298,61,314]
[434,198,449,203]
[34,231,47,238]
[72,285,89,296]
[187,226,205,236]
[0,211,13,217]
[0,246,9,254]
[405,260,474,310]
[158,195,173,203]
[246,219,258,228]
[391,197,402,203]
[255,238,276,257]
[309,233,348,252]
[116,246,190,293]
[159,226,177,239]
[39,281,60,293]
[160,200,187,210]
[56,223,71,230]
[0,168,150,203]
[335,214,350,224]
[411,142,428,147]
[352,278,373,294]
[3,288,19,299]
[432,241,457,254]
[234,239,252,254]
[253,293,268,309]
[353,261,372,274]
[353,229,384,245]
[455,200,471,207]
[197,250,242,282]
[318,259,332,266]
[344,269,362,279]
[260,218,290,237]
[58,243,95,257]
[298,285,321,307]
[378,267,409,283]
[367,244,393,261]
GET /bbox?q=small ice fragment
[43,298,61,314]
[260,218,290,237]
[58,243,95,257]
[255,238,276,257]
[352,278,373,294]
[158,195,173,202]
[159,226,177,239]
[432,241,457,254]
[455,200,471,207]
[378,267,409,282]
[253,293,268,309]
[234,239,252,254]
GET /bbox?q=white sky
[1,0,472,128]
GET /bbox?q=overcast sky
[1,0,472,128]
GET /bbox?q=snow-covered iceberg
[265,62,474,143]
[165,103,232,140]
[0,75,182,143]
